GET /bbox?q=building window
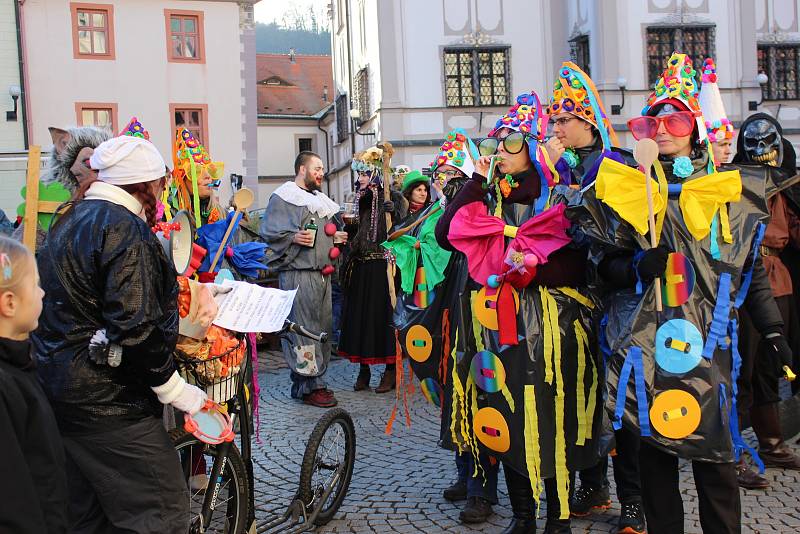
[444,47,510,107]
[335,93,349,144]
[646,26,714,86]
[353,67,370,122]
[70,3,115,60]
[758,44,800,100]
[569,35,591,75]
[165,10,205,63]
[298,138,313,153]
[75,102,117,131]
[171,104,209,148]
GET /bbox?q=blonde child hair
[0,237,33,291]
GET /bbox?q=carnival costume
[260,176,341,403]
[545,62,645,530]
[724,110,800,476]
[572,53,785,534]
[33,136,200,533]
[437,92,602,532]
[339,148,406,392]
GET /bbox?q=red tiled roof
[256,54,333,116]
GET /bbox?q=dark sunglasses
[478,131,529,157]
[627,111,697,141]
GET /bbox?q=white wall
[0,0,25,152]
[22,0,245,204]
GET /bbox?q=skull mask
[742,118,783,167]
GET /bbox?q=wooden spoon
[209,188,255,273]
[633,138,663,312]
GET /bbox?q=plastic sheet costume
[568,52,785,466]
[438,93,602,522]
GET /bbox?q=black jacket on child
[0,337,68,533]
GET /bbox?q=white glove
[151,371,208,415]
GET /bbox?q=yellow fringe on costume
[539,287,571,520]
[524,385,544,515]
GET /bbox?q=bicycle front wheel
[171,428,249,534]
[298,407,356,526]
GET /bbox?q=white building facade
[325,0,800,199]
[2,0,259,215]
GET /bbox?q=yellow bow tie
[596,159,742,243]
[595,158,666,236]
[678,170,741,242]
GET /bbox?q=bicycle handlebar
[284,320,328,343]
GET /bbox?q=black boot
[354,364,371,391]
[501,467,537,534]
[543,519,571,534]
[751,402,800,469]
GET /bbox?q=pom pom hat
[698,58,735,143]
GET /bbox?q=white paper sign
[212,280,296,333]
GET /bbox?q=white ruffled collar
[84,181,146,220]
[272,181,340,218]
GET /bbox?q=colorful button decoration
[472,286,519,331]
[662,253,696,307]
[650,389,702,440]
[469,351,507,393]
[419,378,443,407]
[405,324,433,363]
[473,407,511,453]
[413,267,434,309]
[655,319,703,375]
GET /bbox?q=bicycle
[171,320,356,534]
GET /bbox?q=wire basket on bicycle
[175,327,247,404]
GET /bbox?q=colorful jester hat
[172,128,224,226]
[430,128,478,178]
[642,52,708,141]
[547,61,619,149]
[119,117,150,140]
[488,91,560,186]
[698,58,734,143]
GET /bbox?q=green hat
[401,170,429,193]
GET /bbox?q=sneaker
[570,485,611,517]
[617,501,646,534]
[443,479,467,501]
[303,389,338,408]
[459,496,494,524]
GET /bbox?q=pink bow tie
[448,202,572,287]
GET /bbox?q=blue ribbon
[734,223,767,309]
[632,249,646,295]
[728,318,766,473]
[613,346,651,436]
[702,272,732,359]
[709,215,721,260]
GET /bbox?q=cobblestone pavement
[251,350,800,533]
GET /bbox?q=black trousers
[63,416,189,534]
[639,441,740,534]
[578,427,641,503]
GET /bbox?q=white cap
[89,135,166,185]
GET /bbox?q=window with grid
[298,138,313,153]
[79,107,114,128]
[569,35,591,75]
[354,67,370,122]
[335,93,349,143]
[168,13,203,60]
[174,108,205,145]
[646,26,714,86]
[758,44,800,100]
[444,47,509,107]
[71,4,114,58]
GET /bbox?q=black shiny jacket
[33,199,178,435]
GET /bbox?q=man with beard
[260,151,348,407]
[729,113,800,487]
